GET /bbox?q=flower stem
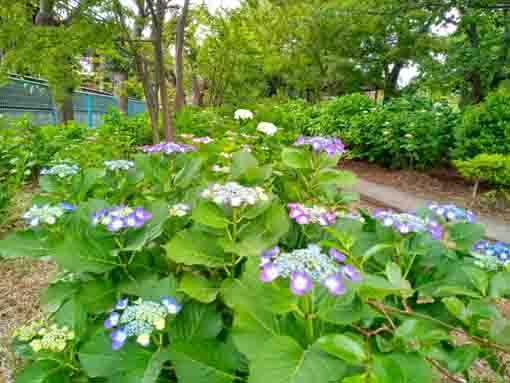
[303,293,315,344]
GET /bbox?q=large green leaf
[0,230,49,258]
[317,289,366,325]
[79,279,117,314]
[358,274,409,299]
[246,336,348,383]
[142,349,171,383]
[180,273,220,303]
[372,353,435,383]
[490,271,510,298]
[231,151,258,178]
[222,258,297,314]
[168,339,241,383]
[54,295,87,337]
[124,200,169,251]
[16,360,71,383]
[41,281,78,314]
[52,237,119,273]
[316,333,366,365]
[281,148,312,169]
[174,155,203,188]
[120,275,178,301]
[165,230,230,267]
[192,201,230,229]
[79,330,152,378]
[172,302,223,341]
[317,169,358,188]
[446,223,485,251]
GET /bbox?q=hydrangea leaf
[372,352,435,383]
[78,279,117,314]
[172,301,223,341]
[489,271,510,298]
[317,169,358,188]
[168,339,241,383]
[120,275,178,301]
[174,155,203,188]
[54,295,87,338]
[231,151,258,178]
[79,330,152,378]
[0,230,49,258]
[124,200,169,251]
[192,200,230,229]
[142,349,171,383]
[41,281,78,314]
[16,360,71,383]
[446,223,485,251]
[165,229,230,267]
[316,333,366,365]
[246,336,348,383]
[316,289,367,325]
[281,148,312,169]
[179,273,220,303]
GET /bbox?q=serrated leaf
[317,333,366,364]
[120,275,178,301]
[180,273,220,303]
[172,302,223,341]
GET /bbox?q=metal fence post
[87,94,93,128]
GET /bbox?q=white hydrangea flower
[220,152,233,159]
[169,203,191,217]
[257,122,278,136]
[211,165,230,173]
[234,109,254,121]
[201,182,269,207]
[104,160,135,171]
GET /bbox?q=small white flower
[211,165,230,173]
[257,122,278,136]
[234,109,254,121]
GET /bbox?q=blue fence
[0,77,145,128]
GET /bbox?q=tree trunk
[35,0,56,25]
[174,0,190,112]
[134,53,160,143]
[464,10,484,104]
[191,74,202,106]
[58,89,74,124]
[113,71,129,115]
[385,62,403,97]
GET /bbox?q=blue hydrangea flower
[201,182,269,207]
[259,244,361,296]
[104,297,182,350]
[22,204,73,227]
[288,203,337,226]
[40,163,80,178]
[374,210,442,240]
[104,160,135,171]
[92,206,152,232]
[471,240,510,270]
[140,142,196,154]
[427,203,476,224]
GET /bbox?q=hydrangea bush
[2,118,510,383]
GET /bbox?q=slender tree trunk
[191,74,202,106]
[174,0,190,112]
[491,10,510,90]
[58,88,74,124]
[35,0,56,25]
[385,62,404,97]
[113,71,129,115]
[134,53,160,143]
[462,7,483,104]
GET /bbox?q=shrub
[343,97,457,169]
[455,154,510,187]
[452,91,510,160]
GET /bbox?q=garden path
[350,179,509,242]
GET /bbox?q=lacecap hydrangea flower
[23,203,76,227]
[192,136,214,144]
[201,182,269,207]
[234,109,254,121]
[92,206,152,232]
[294,136,346,157]
[14,321,75,353]
[257,122,278,136]
[169,203,191,217]
[104,297,181,350]
[427,203,476,224]
[140,142,196,154]
[259,244,361,296]
[211,165,230,173]
[104,160,135,171]
[471,240,510,270]
[40,163,80,178]
[288,203,337,226]
[374,210,442,240]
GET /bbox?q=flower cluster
[201,182,269,207]
[169,203,191,217]
[234,109,254,121]
[427,203,476,224]
[14,321,75,353]
[22,203,75,227]
[259,244,361,296]
[211,165,230,173]
[240,144,252,152]
[40,163,79,178]
[294,136,346,157]
[104,160,135,171]
[374,210,442,240]
[192,136,214,144]
[257,122,278,136]
[220,152,233,159]
[104,297,181,350]
[92,206,152,232]
[140,142,196,154]
[288,203,337,226]
[471,240,510,270]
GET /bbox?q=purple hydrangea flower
[290,272,313,295]
[329,248,346,262]
[322,273,346,295]
[260,263,280,282]
[161,296,182,314]
[116,298,129,310]
[59,202,77,211]
[92,207,152,232]
[471,240,510,270]
[293,136,346,157]
[140,142,196,154]
[342,265,362,282]
[374,210,442,240]
[288,203,337,226]
[427,203,476,224]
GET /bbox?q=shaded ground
[342,160,510,222]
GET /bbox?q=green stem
[303,292,315,344]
